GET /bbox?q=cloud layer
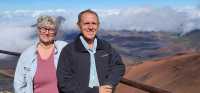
[0,7,200,58]
[1,7,200,32]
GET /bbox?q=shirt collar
[74,34,106,52]
[80,36,97,53]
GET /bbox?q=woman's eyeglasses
[39,27,56,34]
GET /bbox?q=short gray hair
[37,15,57,27]
[77,9,100,24]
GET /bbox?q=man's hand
[99,85,113,93]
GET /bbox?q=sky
[0,0,199,11]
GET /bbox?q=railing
[0,50,172,93]
[0,50,20,57]
[120,78,171,93]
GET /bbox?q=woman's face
[37,25,57,44]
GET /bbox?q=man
[57,9,125,93]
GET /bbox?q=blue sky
[0,0,199,11]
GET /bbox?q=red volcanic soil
[116,52,200,93]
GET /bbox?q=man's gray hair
[77,9,100,24]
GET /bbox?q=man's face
[37,25,56,43]
[78,12,99,41]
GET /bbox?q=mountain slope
[116,52,200,93]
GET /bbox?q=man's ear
[76,22,79,26]
[76,22,81,29]
[54,31,57,36]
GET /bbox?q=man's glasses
[39,27,56,34]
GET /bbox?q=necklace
[39,43,54,49]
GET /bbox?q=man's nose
[88,24,93,29]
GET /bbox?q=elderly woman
[14,15,67,93]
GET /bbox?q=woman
[14,15,67,93]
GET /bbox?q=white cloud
[0,23,36,58]
[1,7,200,32]
[0,24,35,51]
[99,7,200,32]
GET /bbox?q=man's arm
[103,45,125,87]
[99,44,125,93]
[57,47,80,93]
